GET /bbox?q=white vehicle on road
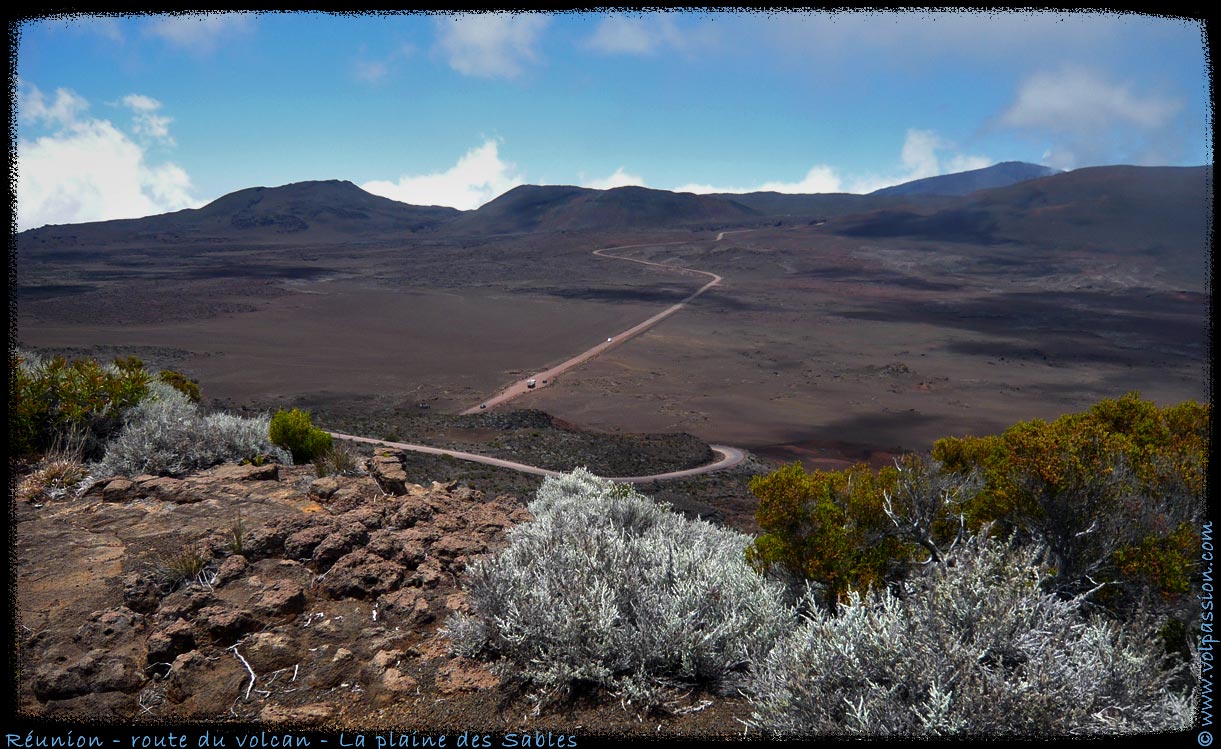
[607,337,613,342]
[527,379,536,389]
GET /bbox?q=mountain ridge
[870,161,1061,197]
[17,164,1210,247]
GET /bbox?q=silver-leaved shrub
[94,381,291,477]
[444,468,793,710]
[744,529,1195,737]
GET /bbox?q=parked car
[527,379,536,389]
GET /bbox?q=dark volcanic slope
[450,184,761,234]
[870,161,1061,197]
[19,180,461,247]
[832,165,1211,283]
[717,191,957,221]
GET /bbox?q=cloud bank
[360,138,525,210]
[16,83,198,231]
[671,130,989,196]
[997,65,1185,169]
[435,13,548,78]
[582,167,647,190]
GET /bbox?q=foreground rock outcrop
[14,454,530,725]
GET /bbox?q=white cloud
[122,94,174,143]
[674,165,844,195]
[144,12,253,52]
[18,84,89,128]
[587,15,684,55]
[844,129,991,194]
[946,154,993,173]
[583,167,647,190]
[16,83,198,231]
[997,66,1184,169]
[435,13,548,78]
[669,131,990,196]
[360,139,525,210]
[351,42,415,84]
[1000,66,1180,133]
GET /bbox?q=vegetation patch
[749,393,1209,617]
[745,531,1194,737]
[269,408,333,464]
[313,441,362,477]
[445,468,792,713]
[10,350,150,459]
[95,382,290,477]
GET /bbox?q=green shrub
[932,392,1209,604]
[9,350,150,459]
[746,456,974,606]
[269,408,333,463]
[749,394,1209,611]
[157,369,201,403]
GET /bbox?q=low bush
[747,455,980,606]
[313,442,361,477]
[15,447,91,503]
[10,350,150,459]
[269,408,333,464]
[157,369,201,403]
[444,468,793,711]
[149,544,212,593]
[94,382,291,477]
[932,392,1209,610]
[744,530,1195,737]
[749,394,1209,612]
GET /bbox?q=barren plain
[17,221,1209,476]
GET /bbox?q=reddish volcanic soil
[16,224,1210,472]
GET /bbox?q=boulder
[319,550,405,599]
[74,606,144,647]
[146,618,196,667]
[370,449,409,495]
[308,477,339,499]
[101,478,135,503]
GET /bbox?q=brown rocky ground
[12,452,756,737]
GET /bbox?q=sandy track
[329,232,751,483]
[327,431,746,484]
[460,236,728,415]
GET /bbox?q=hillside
[18,180,462,248]
[830,165,1211,286]
[448,184,761,234]
[870,161,1061,197]
[707,190,957,221]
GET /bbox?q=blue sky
[13,10,1210,231]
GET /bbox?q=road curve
[327,431,746,484]
[460,236,726,415]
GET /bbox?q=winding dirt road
[327,431,746,484]
[459,236,726,415]
[325,231,752,484]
